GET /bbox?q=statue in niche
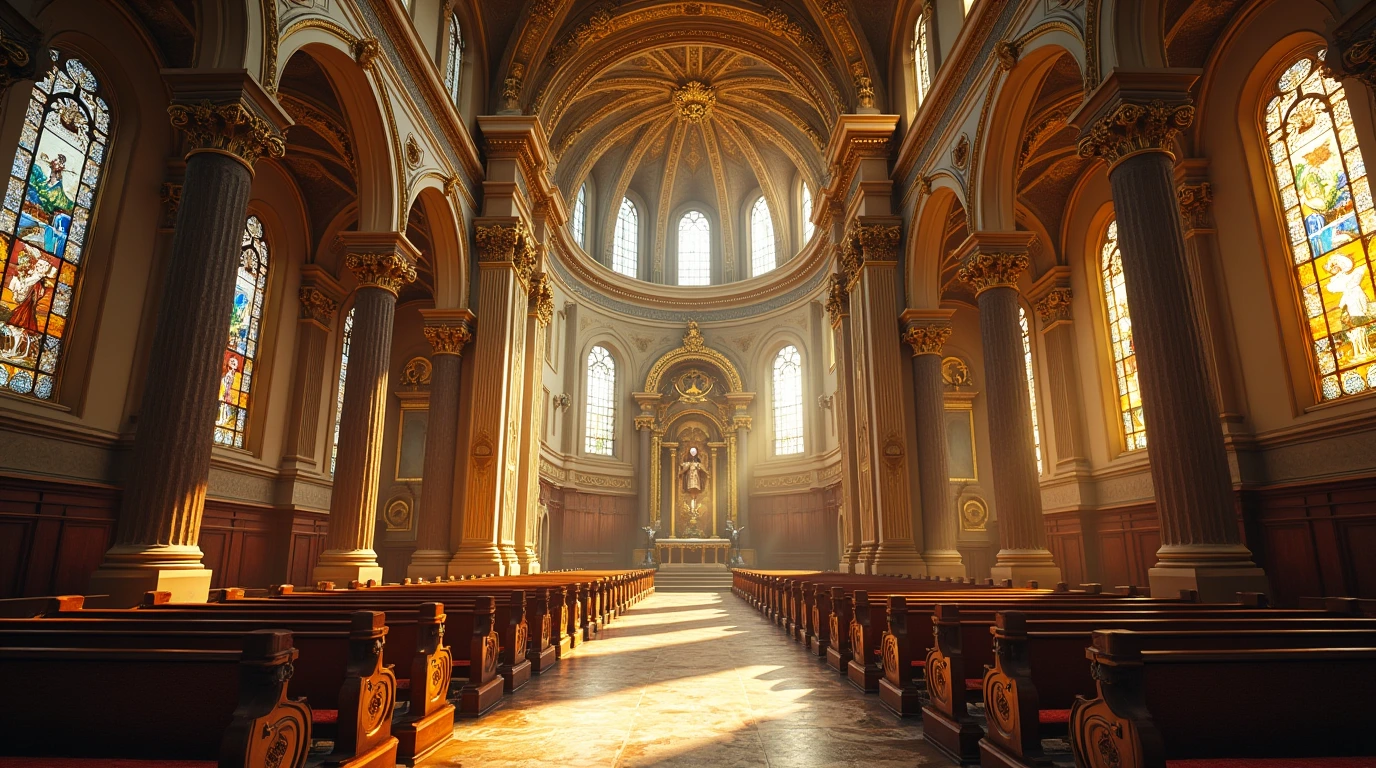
[678,445,709,495]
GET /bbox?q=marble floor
[419,590,953,768]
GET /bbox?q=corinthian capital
[168,100,286,166]
[957,252,1028,295]
[346,252,417,295]
[825,272,849,323]
[903,322,952,356]
[423,322,472,356]
[298,286,338,327]
[476,222,538,289]
[1035,287,1072,326]
[1076,99,1194,168]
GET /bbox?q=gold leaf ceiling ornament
[672,80,717,122]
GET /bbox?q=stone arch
[408,180,468,309]
[644,322,745,394]
[907,179,967,309]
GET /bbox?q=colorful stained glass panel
[214,216,270,448]
[1101,220,1146,450]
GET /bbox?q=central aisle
[421,590,951,767]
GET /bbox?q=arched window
[1265,50,1376,401]
[571,183,587,247]
[801,183,815,242]
[613,197,637,278]
[1019,306,1043,473]
[914,13,932,106]
[331,307,354,474]
[0,50,110,401]
[678,210,711,285]
[1100,220,1146,449]
[215,215,271,448]
[584,345,616,456]
[444,13,462,105]
[751,197,776,277]
[773,345,804,455]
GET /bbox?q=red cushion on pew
[0,761,216,767]
[312,709,338,725]
[1038,709,1071,724]
[396,678,410,693]
[1168,761,1376,768]
[965,678,982,691]
[453,660,470,667]
[910,660,926,667]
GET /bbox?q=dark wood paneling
[286,510,328,587]
[1243,475,1376,603]
[559,489,635,569]
[200,502,275,590]
[751,490,832,570]
[0,477,118,599]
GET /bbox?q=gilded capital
[957,252,1029,295]
[1076,99,1194,168]
[825,272,849,323]
[732,415,753,432]
[476,222,538,288]
[297,286,338,327]
[1177,182,1213,231]
[167,100,286,166]
[903,322,952,356]
[1035,287,1073,325]
[346,252,417,295]
[634,414,657,431]
[423,322,472,356]
[529,271,555,326]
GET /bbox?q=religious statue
[677,446,709,495]
[724,519,746,567]
[640,526,658,568]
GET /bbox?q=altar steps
[653,564,735,592]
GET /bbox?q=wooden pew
[0,628,311,768]
[1069,629,1376,767]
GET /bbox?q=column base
[990,548,1062,587]
[922,550,967,579]
[1148,544,1270,602]
[313,548,383,587]
[869,544,926,576]
[406,549,452,582]
[515,547,541,575]
[86,544,213,606]
[499,544,520,575]
[448,545,506,577]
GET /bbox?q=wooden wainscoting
[556,488,636,569]
[0,475,118,599]
[1242,475,1376,604]
[751,488,836,570]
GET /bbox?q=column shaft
[637,427,651,530]
[408,337,465,580]
[912,351,963,576]
[829,280,864,573]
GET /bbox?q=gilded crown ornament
[423,322,472,356]
[1035,287,1073,325]
[957,252,1029,295]
[682,320,707,351]
[1077,99,1195,167]
[903,322,952,356]
[167,100,286,166]
[297,286,338,326]
[346,252,417,294]
[672,80,716,122]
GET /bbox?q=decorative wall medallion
[961,497,989,531]
[941,356,972,389]
[384,497,412,531]
[673,369,714,402]
[400,356,432,386]
[472,431,495,472]
[404,133,423,168]
[952,134,970,170]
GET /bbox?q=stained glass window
[571,183,586,247]
[584,345,616,456]
[678,210,711,285]
[1101,220,1146,449]
[914,15,932,107]
[0,50,110,401]
[1265,50,1376,401]
[613,197,637,278]
[751,197,776,277]
[773,345,804,455]
[331,307,354,474]
[444,14,462,105]
[801,183,815,242]
[1019,306,1043,473]
[214,216,270,448]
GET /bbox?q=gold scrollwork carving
[1035,287,1073,325]
[346,252,418,295]
[400,356,432,386]
[476,223,538,289]
[903,322,951,356]
[1177,182,1213,231]
[297,287,338,327]
[942,356,972,389]
[167,100,286,167]
[672,80,716,122]
[529,271,555,326]
[957,252,1029,295]
[1077,100,1194,168]
[423,323,472,356]
[825,273,849,323]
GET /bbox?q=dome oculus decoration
[672,80,717,122]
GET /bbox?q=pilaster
[1029,268,1090,472]
[826,275,864,573]
[514,272,554,574]
[280,266,344,471]
[902,309,965,578]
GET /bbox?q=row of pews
[0,568,654,768]
[733,569,1376,768]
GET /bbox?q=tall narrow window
[801,183,815,242]
[0,50,110,401]
[613,197,637,278]
[571,183,586,247]
[1101,220,1146,449]
[331,307,354,474]
[444,14,462,105]
[1019,306,1043,473]
[751,197,776,276]
[773,345,804,455]
[215,216,271,448]
[1265,50,1376,400]
[914,14,932,106]
[678,210,711,285]
[584,345,616,456]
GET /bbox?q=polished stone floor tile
[419,590,953,768]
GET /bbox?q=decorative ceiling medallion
[404,133,423,169]
[672,80,717,122]
[952,134,970,170]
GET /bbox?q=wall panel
[0,476,118,599]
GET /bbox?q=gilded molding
[352,37,381,69]
[529,271,555,326]
[993,39,1021,72]
[261,0,279,94]
[1035,287,1073,325]
[956,252,1029,295]
[1177,182,1213,231]
[476,223,538,288]
[297,286,338,327]
[423,322,472,356]
[825,272,849,322]
[345,252,417,295]
[1077,99,1195,168]
[903,322,952,356]
[634,414,657,430]
[167,100,286,166]
[279,92,356,172]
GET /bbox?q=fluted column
[826,275,864,572]
[733,417,750,546]
[280,271,342,470]
[514,273,553,574]
[958,242,1061,586]
[1032,285,1089,468]
[88,73,289,605]
[634,411,655,532]
[1076,74,1267,600]
[313,235,418,586]
[407,311,473,581]
[903,311,965,578]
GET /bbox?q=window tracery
[1100,220,1146,449]
[1265,50,1376,400]
[0,50,110,401]
[585,345,616,456]
[444,13,462,106]
[215,215,270,448]
[914,13,932,107]
[572,183,586,247]
[1019,306,1043,473]
[678,210,711,286]
[773,345,804,455]
[613,197,637,278]
[331,307,354,474]
[751,197,776,277]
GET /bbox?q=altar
[656,537,731,565]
